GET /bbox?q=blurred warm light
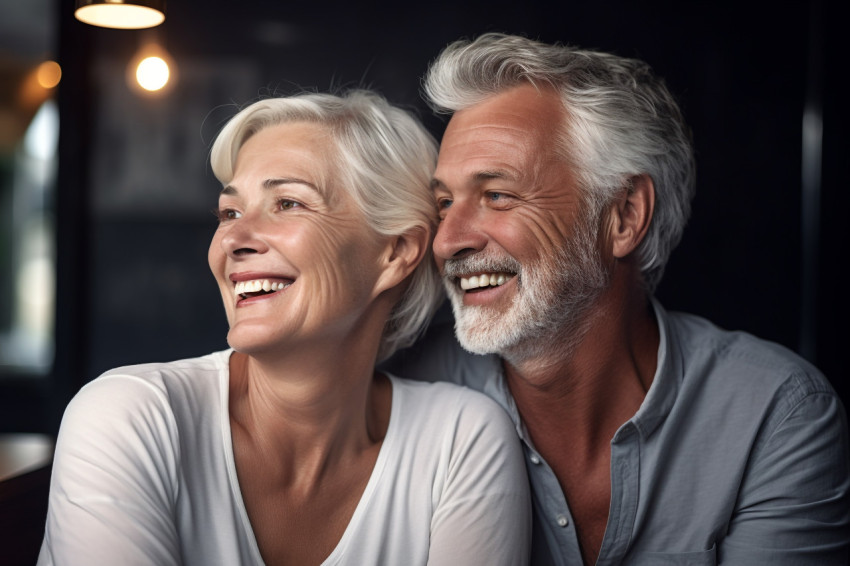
[75,1,165,30]
[127,40,176,96]
[136,56,169,91]
[36,61,62,89]
[18,61,60,116]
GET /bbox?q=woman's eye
[278,199,301,211]
[215,208,241,222]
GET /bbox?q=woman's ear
[374,226,429,295]
[608,174,655,259]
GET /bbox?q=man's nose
[433,200,489,260]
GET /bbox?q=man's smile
[458,272,514,291]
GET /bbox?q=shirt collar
[628,298,681,438]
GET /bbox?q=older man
[387,34,849,565]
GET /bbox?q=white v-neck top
[38,350,530,565]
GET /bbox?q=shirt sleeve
[38,375,183,566]
[719,377,850,564]
[426,392,531,566]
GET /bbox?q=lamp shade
[75,0,166,29]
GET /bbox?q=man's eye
[436,198,453,210]
[487,192,517,207]
[278,199,301,211]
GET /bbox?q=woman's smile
[230,273,296,304]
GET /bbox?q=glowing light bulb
[136,56,169,91]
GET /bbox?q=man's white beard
[442,218,609,364]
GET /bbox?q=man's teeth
[459,273,510,291]
[233,279,291,297]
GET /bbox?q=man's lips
[442,253,521,294]
[458,271,514,291]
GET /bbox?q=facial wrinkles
[287,202,377,310]
[439,117,533,167]
[314,225,381,309]
[511,203,572,250]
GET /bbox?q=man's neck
[503,285,659,565]
[504,285,659,439]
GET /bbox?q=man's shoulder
[666,310,834,401]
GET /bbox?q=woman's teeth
[234,279,291,297]
[459,273,510,291]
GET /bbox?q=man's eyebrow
[430,169,514,191]
[473,169,513,182]
[220,177,324,197]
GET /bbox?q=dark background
[1,0,847,433]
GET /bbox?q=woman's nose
[219,211,270,258]
[432,200,489,261]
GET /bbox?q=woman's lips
[233,278,293,298]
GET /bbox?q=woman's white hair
[424,33,696,292]
[210,90,443,361]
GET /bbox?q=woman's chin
[226,330,285,356]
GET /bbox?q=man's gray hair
[424,33,696,291]
[210,90,444,360]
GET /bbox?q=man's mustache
[442,252,522,278]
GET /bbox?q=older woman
[37,91,530,565]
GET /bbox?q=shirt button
[556,515,569,527]
[529,454,541,465]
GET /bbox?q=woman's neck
[228,346,392,488]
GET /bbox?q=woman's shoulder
[388,373,501,407]
[63,351,231,444]
[98,350,228,387]
[385,374,517,441]
[82,350,229,404]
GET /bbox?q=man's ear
[374,226,429,295]
[608,174,655,259]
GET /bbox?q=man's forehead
[448,84,565,132]
[434,85,566,184]
[441,87,564,155]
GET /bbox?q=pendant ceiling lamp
[75,0,166,29]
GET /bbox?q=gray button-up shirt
[384,300,850,564]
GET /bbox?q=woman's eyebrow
[220,177,324,197]
[263,177,324,197]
